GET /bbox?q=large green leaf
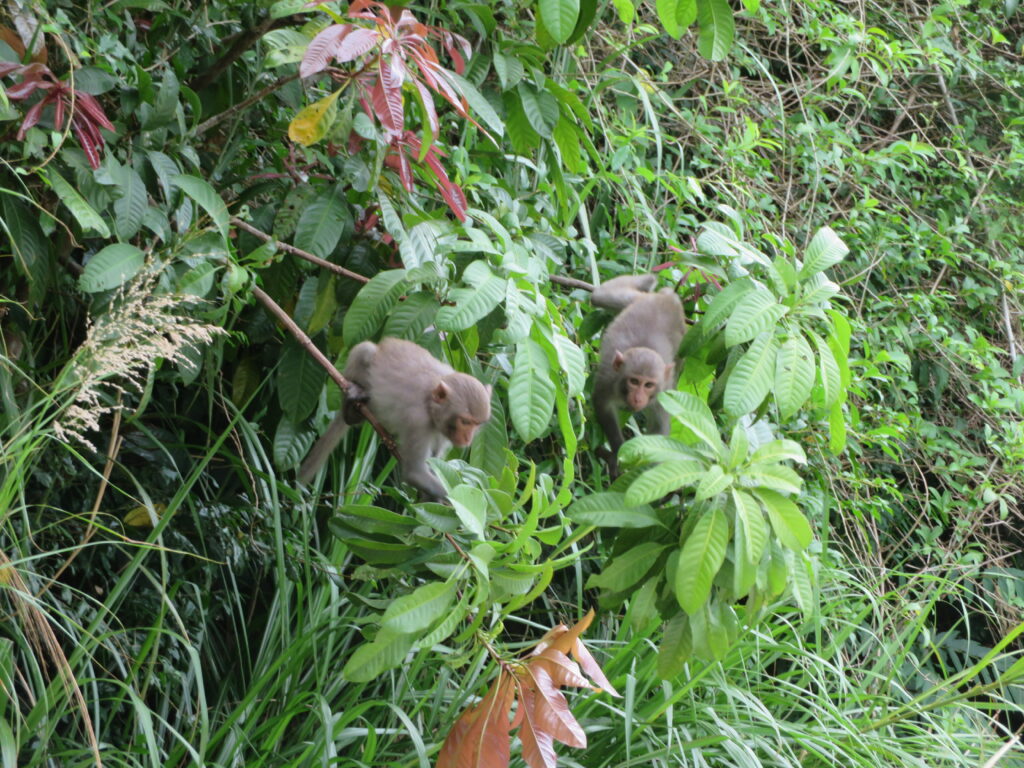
[381,580,458,634]
[566,492,661,528]
[538,0,580,44]
[786,549,815,615]
[45,169,110,237]
[799,226,849,278]
[382,292,440,340]
[293,185,351,259]
[114,168,147,241]
[774,332,815,419]
[172,174,229,245]
[277,340,326,421]
[809,330,842,407]
[658,391,724,453]
[732,489,768,566]
[618,435,699,466]
[693,464,732,501]
[508,339,556,442]
[657,0,697,38]
[517,84,559,139]
[740,464,803,495]
[724,333,780,416]
[696,0,735,61]
[342,269,408,347]
[79,244,145,293]
[447,72,505,137]
[435,261,506,331]
[749,439,806,465]
[725,290,787,347]
[700,278,754,331]
[449,485,488,539]
[343,630,414,682]
[625,460,706,506]
[587,542,666,591]
[273,417,316,468]
[756,488,812,550]
[550,329,586,397]
[657,614,692,678]
[675,507,729,615]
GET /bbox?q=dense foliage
[1,0,1022,766]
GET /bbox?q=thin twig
[251,285,398,456]
[232,218,369,283]
[195,73,300,137]
[549,274,594,291]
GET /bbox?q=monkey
[298,337,492,500]
[592,274,686,475]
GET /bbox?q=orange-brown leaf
[436,671,516,768]
[518,662,586,748]
[516,682,559,768]
[571,638,620,697]
[531,649,590,690]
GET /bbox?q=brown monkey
[298,338,492,500]
[593,274,685,473]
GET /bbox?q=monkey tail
[297,413,350,484]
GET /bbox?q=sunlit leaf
[675,507,729,615]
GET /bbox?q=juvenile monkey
[592,274,685,473]
[298,338,492,500]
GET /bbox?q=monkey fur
[298,338,492,500]
[592,274,686,473]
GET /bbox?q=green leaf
[147,151,180,202]
[694,464,732,501]
[277,340,326,421]
[799,226,849,278]
[293,186,351,260]
[749,439,806,465]
[553,117,586,174]
[517,84,559,139]
[44,169,110,237]
[726,422,749,468]
[696,0,735,61]
[587,542,666,591]
[657,614,692,678]
[725,289,787,347]
[551,331,586,396]
[658,391,724,453]
[273,417,316,468]
[508,339,556,442]
[732,489,768,567]
[774,332,815,419]
[724,333,780,416]
[79,244,145,293]
[400,221,438,269]
[809,330,842,408]
[143,69,180,130]
[435,261,506,331]
[625,460,705,506]
[786,549,814,615]
[700,278,754,331]
[618,435,699,466]
[382,580,458,634]
[612,0,635,23]
[114,168,147,241]
[504,91,541,153]
[566,492,661,528]
[446,72,505,138]
[449,485,488,539]
[343,631,414,682]
[492,51,525,91]
[538,0,580,44]
[657,0,697,38]
[383,292,440,340]
[331,505,419,537]
[307,274,338,335]
[172,174,229,246]
[756,488,812,550]
[828,400,847,455]
[740,464,803,495]
[675,507,729,615]
[342,269,408,348]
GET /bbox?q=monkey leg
[647,401,671,436]
[398,434,448,501]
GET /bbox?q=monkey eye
[629,378,639,386]
[645,382,655,389]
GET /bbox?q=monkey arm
[591,273,658,311]
[397,434,449,501]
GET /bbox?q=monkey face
[625,376,659,411]
[448,415,482,447]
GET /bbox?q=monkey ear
[432,381,450,402]
[484,384,493,398]
[613,351,625,370]
[664,363,674,381]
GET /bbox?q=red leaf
[519,663,586,749]
[300,24,353,77]
[570,639,620,697]
[75,92,115,132]
[335,26,379,63]
[53,92,65,131]
[436,672,515,768]
[0,61,23,78]
[413,80,439,137]
[72,116,102,168]
[371,62,404,135]
[5,78,47,100]
[515,683,559,768]
[16,98,46,139]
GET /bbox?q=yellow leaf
[288,90,342,147]
[124,503,167,528]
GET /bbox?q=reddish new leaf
[336,26,379,63]
[519,662,586,749]
[436,671,515,768]
[17,98,47,139]
[300,24,354,77]
[75,91,115,132]
[72,116,101,168]
[515,683,559,768]
[571,638,620,697]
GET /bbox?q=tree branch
[232,217,369,283]
[195,73,300,137]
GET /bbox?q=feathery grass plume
[52,270,225,449]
